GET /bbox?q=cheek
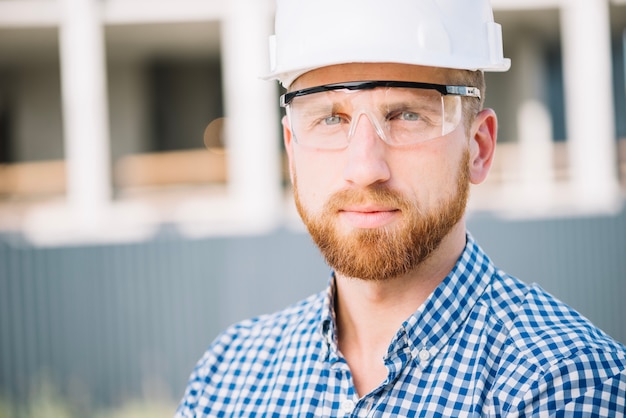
[291,150,341,209]
[395,143,466,205]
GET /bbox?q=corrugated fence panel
[0,206,624,413]
[468,209,626,345]
[0,229,330,414]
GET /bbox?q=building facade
[0,0,624,242]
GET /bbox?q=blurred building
[0,0,625,415]
[0,0,624,241]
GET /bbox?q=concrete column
[560,0,618,208]
[58,0,112,228]
[220,0,281,225]
[515,33,555,207]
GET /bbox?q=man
[176,0,626,416]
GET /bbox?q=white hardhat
[264,0,511,88]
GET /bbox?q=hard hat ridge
[264,0,511,88]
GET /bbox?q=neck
[334,223,467,396]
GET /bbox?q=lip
[338,206,400,229]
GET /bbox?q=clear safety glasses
[280,81,481,150]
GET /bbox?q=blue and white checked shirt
[176,235,626,417]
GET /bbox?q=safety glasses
[281,81,480,150]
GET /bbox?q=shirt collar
[319,233,495,367]
[320,275,339,362]
[398,233,495,367]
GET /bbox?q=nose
[343,113,391,187]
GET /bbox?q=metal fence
[1,205,625,415]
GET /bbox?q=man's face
[284,63,476,281]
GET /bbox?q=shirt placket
[352,331,417,417]
[325,353,359,416]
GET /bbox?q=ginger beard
[293,149,470,282]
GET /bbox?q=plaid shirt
[176,235,626,417]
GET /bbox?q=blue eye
[396,111,421,121]
[322,115,344,125]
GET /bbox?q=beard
[293,149,470,282]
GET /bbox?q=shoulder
[483,271,626,415]
[487,271,625,364]
[175,291,326,416]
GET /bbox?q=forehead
[290,63,452,91]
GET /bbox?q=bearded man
[176,1,626,416]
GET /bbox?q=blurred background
[0,0,625,416]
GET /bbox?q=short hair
[447,69,486,132]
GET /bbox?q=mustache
[324,186,417,213]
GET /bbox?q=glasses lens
[286,87,462,149]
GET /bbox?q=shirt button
[419,349,430,361]
[341,399,356,414]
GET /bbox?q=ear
[468,108,497,185]
[282,115,296,184]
